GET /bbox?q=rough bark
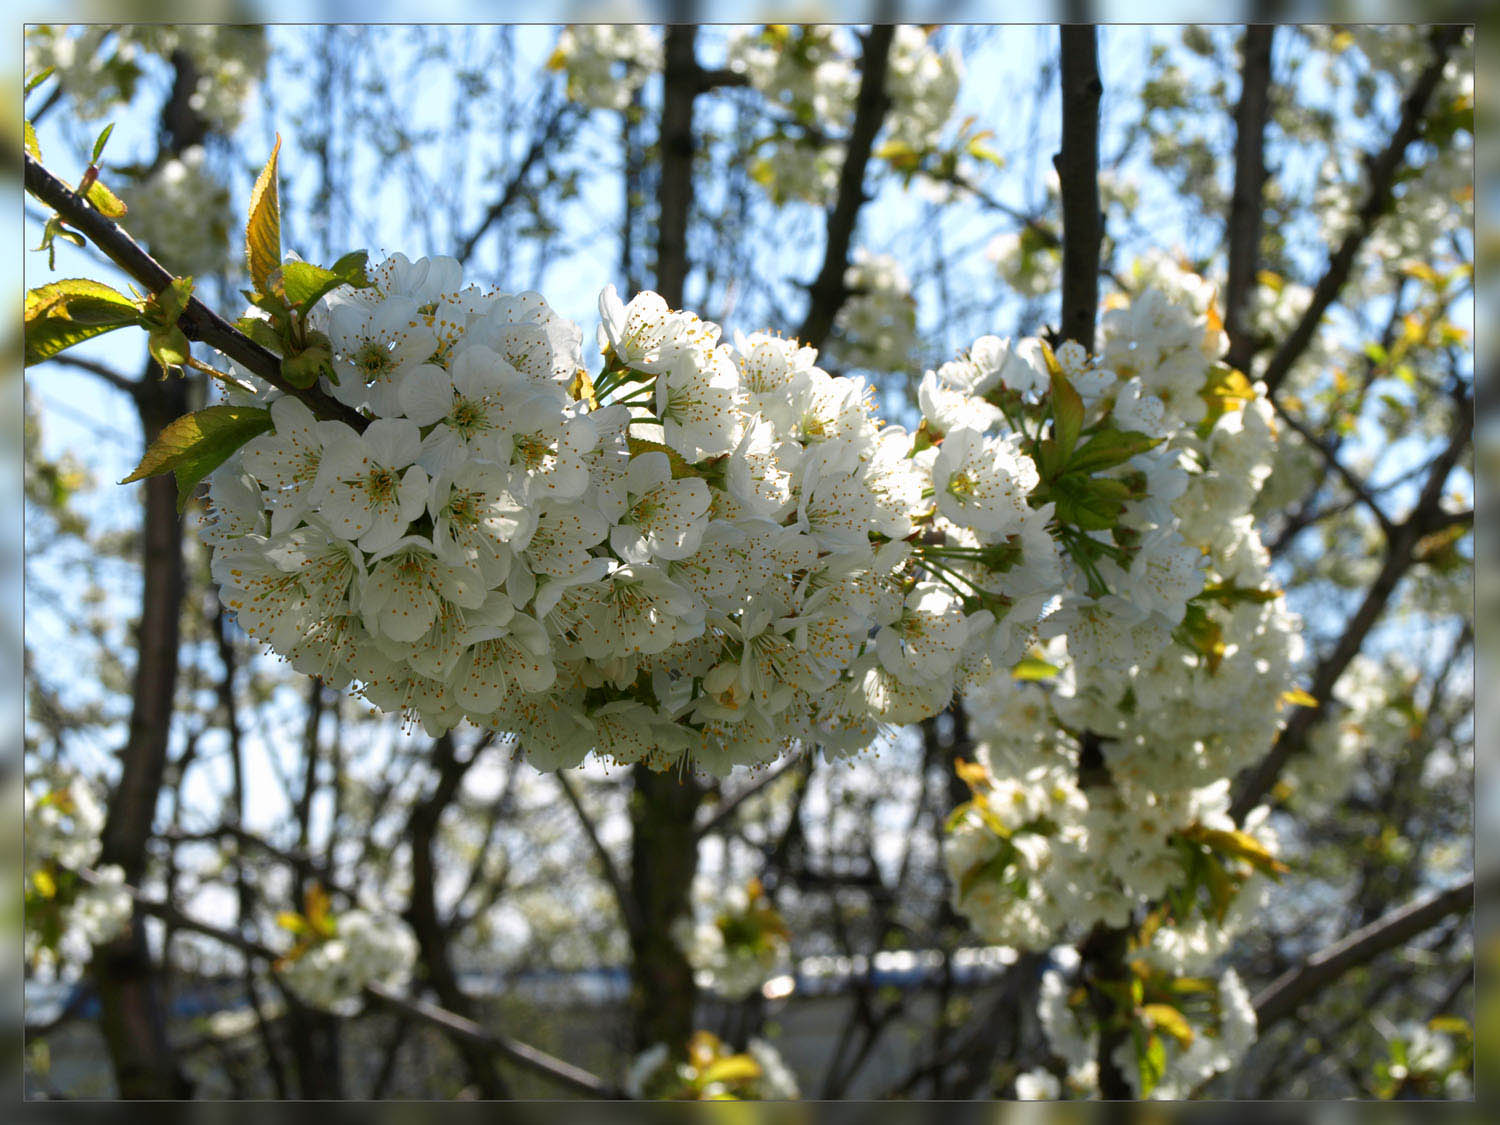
[625,19,706,1056]
[1054,25,1103,353]
[1055,26,1131,1099]
[1223,25,1275,374]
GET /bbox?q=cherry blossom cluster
[273,906,417,1020]
[24,772,132,976]
[726,25,962,206]
[275,906,418,1013]
[671,876,790,1000]
[1032,948,1258,1099]
[828,250,918,373]
[549,25,662,112]
[206,255,1143,776]
[118,146,236,277]
[624,1032,800,1100]
[942,268,1301,965]
[26,25,266,132]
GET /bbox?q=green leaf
[31,867,58,899]
[1067,427,1162,475]
[236,315,288,357]
[246,136,282,293]
[34,216,85,269]
[25,119,41,160]
[26,67,55,95]
[91,122,116,165]
[328,249,373,287]
[85,178,127,219]
[1051,373,1084,456]
[145,276,196,327]
[148,325,192,372]
[25,278,143,365]
[1052,473,1129,531]
[282,342,332,389]
[120,405,274,513]
[280,261,355,311]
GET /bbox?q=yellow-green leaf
[85,178,127,220]
[699,1054,762,1087]
[1280,687,1318,709]
[25,119,41,160]
[1143,1003,1195,1049]
[25,278,143,366]
[247,136,283,294]
[1049,365,1085,456]
[1011,654,1060,681]
[120,405,274,512]
[31,867,58,899]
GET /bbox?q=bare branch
[795,24,895,351]
[82,867,618,1098]
[453,97,576,265]
[1254,876,1478,1029]
[1259,27,1464,395]
[557,771,644,939]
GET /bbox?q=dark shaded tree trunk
[625,20,706,1057]
[91,372,193,1099]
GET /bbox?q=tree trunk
[92,374,192,1099]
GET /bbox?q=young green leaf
[246,136,283,293]
[25,67,55,96]
[1067,427,1162,475]
[25,279,144,366]
[148,325,192,373]
[90,122,116,165]
[84,178,128,220]
[328,249,373,287]
[280,261,352,311]
[34,216,85,269]
[120,405,274,512]
[1049,367,1085,456]
[25,119,41,160]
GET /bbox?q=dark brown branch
[403,733,509,1097]
[794,24,895,351]
[1269,393,1395,538]
[453,97,576,265]
[655,26,700,308]
[1054,24,1131,1100]
[557,771,644,939]
[693,755,801,840]
[1223,25,1275,373]
[1259,27,1463,395]
[1253,876,1477,1029]
[1054,25,1103,353]
[44,352,142,398]
[83,867,617,1098]
[24,152,365,428]
[1230,390,1472,821]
